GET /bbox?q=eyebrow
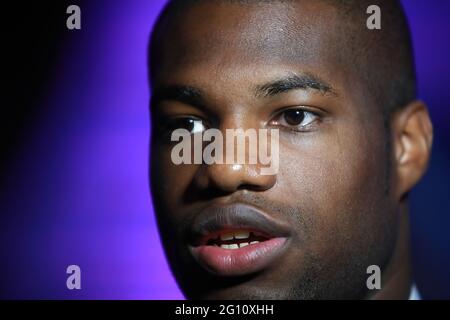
[151,73,336,109]
[151,85,206,109]
[255,73,336,98]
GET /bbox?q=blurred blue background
[0,0,449,299]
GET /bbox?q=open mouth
[188,204,290,277]
[203,229,271,248]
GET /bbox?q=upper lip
[188,203,292,246]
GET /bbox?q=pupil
[184,119,195,132]
[284,110,305,126]
[172,118,195,132]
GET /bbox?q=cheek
[276,126,390,238]
[151,145,198,210]
[274,127,396,280]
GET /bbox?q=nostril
[195,161,277,194]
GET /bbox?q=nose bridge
[219,106,248,129]
[215,100,256,162]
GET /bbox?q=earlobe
[392,101,433,200]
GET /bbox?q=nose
[193,117,278,193]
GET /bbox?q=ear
[392,101,433,200]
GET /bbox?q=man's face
[150,1,398,299]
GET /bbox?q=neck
[367,201,412,300]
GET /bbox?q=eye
[270,108,319,131]
[164,117,207,134]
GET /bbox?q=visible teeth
[220,231,250,240]
[220,232,234,241]
[219,243,241,249]
[234,231,250,239]
[215,231,258,249]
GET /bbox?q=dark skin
[150,0,433,299]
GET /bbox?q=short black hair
[149,0,416,116]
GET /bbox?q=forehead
[156,1,344,77]
[150,0,378,115]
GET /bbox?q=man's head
[149,0,433,299]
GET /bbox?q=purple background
[1,0,449,299]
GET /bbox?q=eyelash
[158,107,321,135]
[269,108,321,132]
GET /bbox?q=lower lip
[189,237,288,276]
